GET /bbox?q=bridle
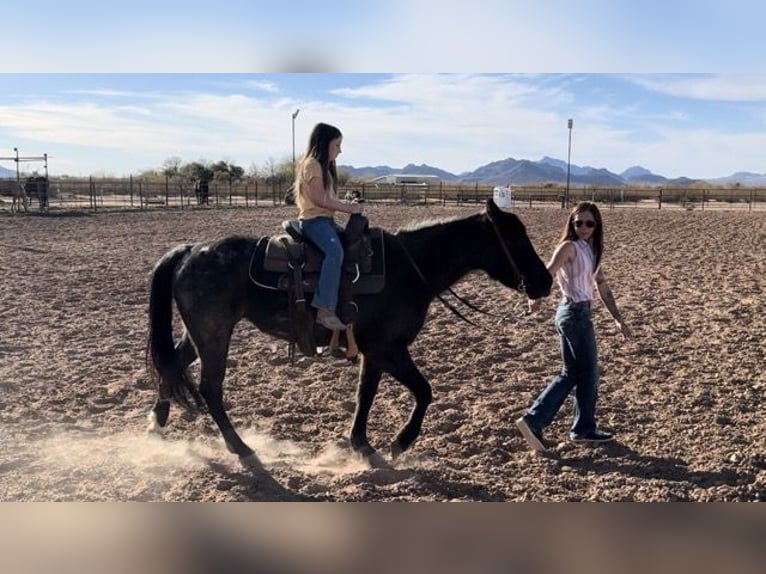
[486,210,526,295]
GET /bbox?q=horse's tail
[145,244,203,411]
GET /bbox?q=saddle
[250,213,385,356]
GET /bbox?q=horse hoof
[146,413,167,435]
[353,445,391,469]
[390,442,405,462]
[365,451,392,469]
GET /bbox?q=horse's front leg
[349,354,387,467]
[384,347,433,461]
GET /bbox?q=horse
[146,198,552,466]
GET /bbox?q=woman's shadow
[556,441,752,489]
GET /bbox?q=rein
[486,210,526,295]
[396,235,502,330]
[396,211,529,329]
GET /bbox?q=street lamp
[291,108,300,167]
[565,118,573,208]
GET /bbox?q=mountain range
[341,156,766,187]
[3,157,766,186]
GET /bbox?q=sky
[1,1,765,180]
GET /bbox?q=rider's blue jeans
[524,301,599,436]
[299,216,344,311]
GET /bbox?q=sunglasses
[573,220,596,228]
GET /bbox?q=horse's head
[483,198,552,299]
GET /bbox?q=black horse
[146,198,552,465]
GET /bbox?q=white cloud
[623,75,766,102]
[2,73,766,179]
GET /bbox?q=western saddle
[251,213,385,358]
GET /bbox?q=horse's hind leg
[383,347,433,461]
[195,335,255,459]
[148,334,198,433]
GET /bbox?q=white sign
[492,185,512,209]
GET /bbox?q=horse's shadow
[557,442,752,490]
[202,455,320,501]
[202,451,508,501]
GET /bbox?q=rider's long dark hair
[302,122,342,191]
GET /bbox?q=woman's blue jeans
[299,216,344,311]
[525,302,599,436]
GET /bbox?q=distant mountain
[340,163,460,182]
[399,163,460,182]
[621,165,653,179]
[706,171,766,186]
[539,156,594,177]
[340,156,720,187]
[0,165,15,178]
[573,167,625,186]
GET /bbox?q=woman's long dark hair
[558,201,603,271]
[304,122,342,191]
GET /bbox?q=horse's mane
[395,213,478,235]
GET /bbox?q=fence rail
[2,176,766,212]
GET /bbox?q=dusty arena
[0,203,764,501]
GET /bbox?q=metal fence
[2,176,766,212]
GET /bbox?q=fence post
[658,188,662,210]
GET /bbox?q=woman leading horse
[146,198,552,465]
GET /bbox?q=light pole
[291,108,300,168]
[565,118,573,208]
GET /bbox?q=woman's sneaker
[569,429,614,443]
[316,308,347,331]
[515,416,549,453]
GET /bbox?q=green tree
[210,160,245,183]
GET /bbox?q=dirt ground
[1,203,764,501]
